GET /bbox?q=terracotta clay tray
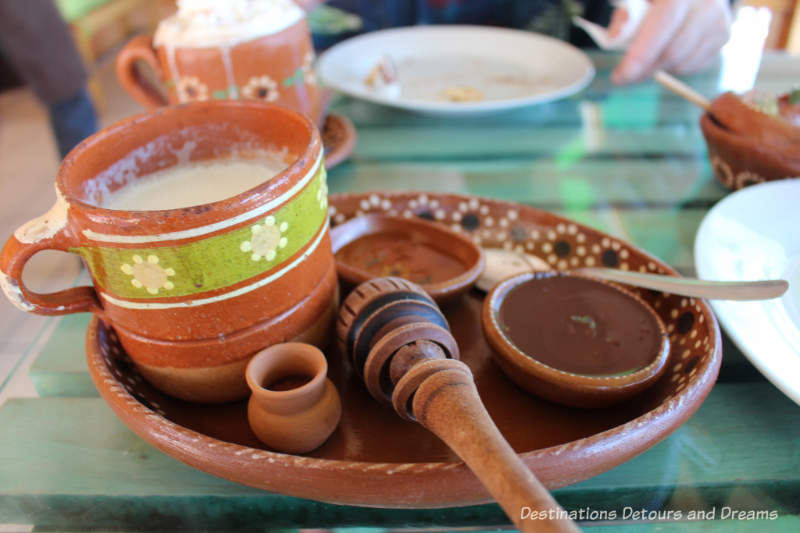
[321,112,356,169]
[86,192,722,508]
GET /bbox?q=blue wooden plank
[0,382,797,530]
[29,314,94,397]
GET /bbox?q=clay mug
[116,0,324,124]
[0,100,336,403]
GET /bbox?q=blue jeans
[47,88,97,159]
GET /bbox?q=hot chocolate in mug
[117,0,324,124]
[0,101,336,403]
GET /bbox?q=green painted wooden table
[1,52,799,532]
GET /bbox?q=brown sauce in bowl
[335,232,467,285]
[498,275,662,376]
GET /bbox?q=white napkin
[573,0,649,50]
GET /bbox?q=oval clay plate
[86,192,721,508]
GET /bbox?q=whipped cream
[154,0,304,48]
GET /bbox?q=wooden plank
[345,126,708,161]
[29,314,94,397]
[0,382,797,530]
[331,96,708,128]
[328,160,724,205]
[589,516,800,532]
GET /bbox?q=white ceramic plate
[317,25,595,116]
[695,179,800,406]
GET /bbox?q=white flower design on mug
[176,76,209,102]
[240,216,288,262]
[242,75,280,102]
[302,51,317,86]
[121,255,175,295]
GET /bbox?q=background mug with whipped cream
[0,101,336,404]
[116,0,324,125]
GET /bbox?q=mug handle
[116,35,168,110]
[1,202,100,315]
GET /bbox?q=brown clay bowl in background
[700,113,800,190]
[330,214,485,303]
[483,271,671,408]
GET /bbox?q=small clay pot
[245,342,341,454]
[330,214,485,303]
[482,271,670,408]
[700,113,800,191]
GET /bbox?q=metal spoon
[479,249,789,301]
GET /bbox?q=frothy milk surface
[102,157,288,211]
[154,0,303,48]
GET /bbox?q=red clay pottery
[699,91,800,190]
[483,271,670,408]
[84,192,722,508]
[656,73,800,191]
[1,100,336,403]
[708,91,800,147]
[245,342,341,454]
[330,214,485,303]
[116,0,324,125]
[700,113,800,190]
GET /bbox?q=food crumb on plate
[443,86,485,102]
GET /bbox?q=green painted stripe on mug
[71,167,328,300]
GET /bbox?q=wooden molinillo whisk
[337,277,579,533]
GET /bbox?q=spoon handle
[654,70,710,110]
[578,268,788,301]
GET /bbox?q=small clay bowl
[330,214,485,303]
[482,271,670,408]
[245,342,342,454]
[700,113,800,190]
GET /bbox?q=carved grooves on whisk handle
[337,277,578,532]
[337,277,458,405]
[392,354,470,421]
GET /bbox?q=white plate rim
[694,178,800,406]
[317,25,595,116]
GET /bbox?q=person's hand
[294,0,325,11]
[611,0,732,84]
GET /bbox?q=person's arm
[611,0,732,84]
